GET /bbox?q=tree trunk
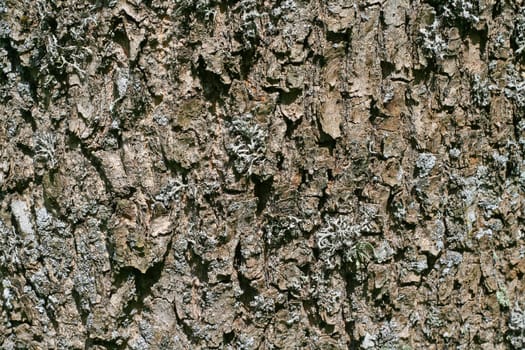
[1,0,524,348]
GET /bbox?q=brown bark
[1,0,525,348]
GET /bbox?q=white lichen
[509,301,525,348]
[442,0,479,24]
[225,113,267,175]
[505,64,525,109]
[316,213,374,269]
[513,10,525,55]
[155,177,187,208]
[419,20,448,61]
[416,153,436,177]
[471,74,491,107]
[34,132,57,169]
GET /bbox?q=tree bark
[1,0,525,348]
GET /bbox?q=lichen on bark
[1,0,525,349]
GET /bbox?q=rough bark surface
[1,0,525,349]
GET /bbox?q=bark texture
[1,0,525,349]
